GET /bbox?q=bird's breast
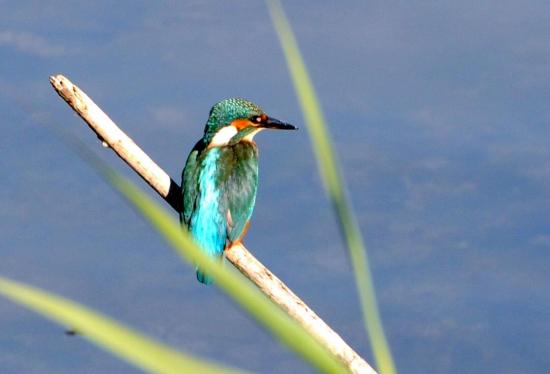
[213,142,259,185]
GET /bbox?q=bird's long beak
[261,117,297,130]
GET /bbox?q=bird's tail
[196,267,214,285]
[191,229,224,285]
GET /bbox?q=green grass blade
[0,276,246,374]
[267,1,396,373]
[102,170,348,374]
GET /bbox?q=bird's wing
[181,140,204,226]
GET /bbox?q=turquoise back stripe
[190,148,226,257]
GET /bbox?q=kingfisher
[180,98,297,284]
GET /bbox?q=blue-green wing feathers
[181,140,203,226]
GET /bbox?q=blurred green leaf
[267,1,396,373]
[0,276,245,374]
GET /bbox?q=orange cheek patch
[231,119,252,130]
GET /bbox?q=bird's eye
[253,114,268,123]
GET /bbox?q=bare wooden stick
[49,74,376,374]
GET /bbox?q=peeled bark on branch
[49,74,376,374]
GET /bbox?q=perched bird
[180,98,297,284]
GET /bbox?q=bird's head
[203,98,297,147]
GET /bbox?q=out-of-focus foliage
[268,1,396,372]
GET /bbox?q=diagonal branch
[49,74,375,374]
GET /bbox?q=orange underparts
[224,221,251,251]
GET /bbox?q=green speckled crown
[203,98,264,142]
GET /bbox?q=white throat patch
[209,125,238,147]
[243,128,263,142]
